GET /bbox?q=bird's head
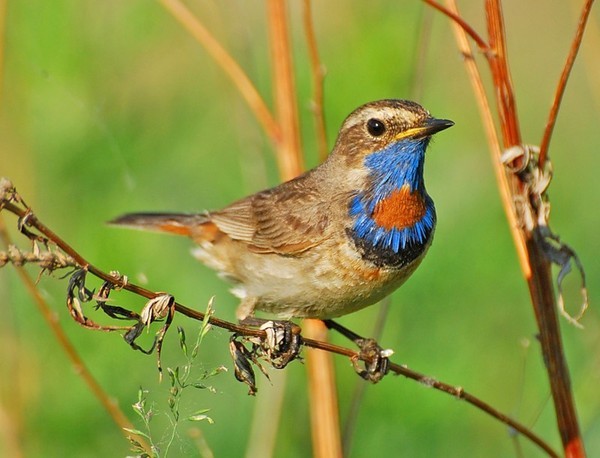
[332,99,453,174]
[332,99,453,257]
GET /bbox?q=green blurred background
[1,1,599,456]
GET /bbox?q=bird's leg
[239,316,303,369]
[323,319,392,383]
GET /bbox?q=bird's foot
[240,317,303,369]
[351,338,393,383]
[259,320,303,369]
[323,319,392,383]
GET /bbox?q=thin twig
[422,0,489,51]
[158,0,282,147]
[302,0,328,162]
[539,0,595,168]
[0,201,261,337]
[485,2,585,456]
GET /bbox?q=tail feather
[109,212,208,237]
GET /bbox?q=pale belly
[196,237,429,320]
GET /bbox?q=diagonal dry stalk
[0,217,153,456]
[158,0,282,151]
[427,0,594,456]
[539,0,595,168]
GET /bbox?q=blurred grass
[1,1,599,457]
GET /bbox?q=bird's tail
[109,212,208,237]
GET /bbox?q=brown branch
[422,0,489,51]
[485,0,521,146]
[525,237,585,458]
[539,0,595,168]
[0,180,557,457]
[1,201,262,337]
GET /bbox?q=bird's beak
[394,117,454,141]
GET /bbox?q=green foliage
[126,299,224,457]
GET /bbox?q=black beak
[423,117,454,136]
[394,116,454,141]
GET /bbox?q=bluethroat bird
[111,99,453,321]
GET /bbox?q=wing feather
[210,177,331,255]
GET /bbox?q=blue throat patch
[349,139,436,254]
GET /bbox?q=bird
[111,99,453,322]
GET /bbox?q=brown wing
[210,176,330,255]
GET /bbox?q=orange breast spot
[372,185,427,230]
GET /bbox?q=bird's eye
[367,118,386,137]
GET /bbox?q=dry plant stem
[268,0,305,178]
[539,0,595,168]
[267,1,340,456]
[0,218,152,456]
[485,0,522,145]
[423,0,488,49]
[0,201,557,457]
[435,1,586,456]
[158,0,282,147]
[526,238,584,458]
[442,2,530,277]
[486,3,584,456]
[302,0,329,162]
[262,2,302,457]
[305,321,343,458]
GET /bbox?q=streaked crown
[332,99,452,165]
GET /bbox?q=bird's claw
[351,338,393,383]
[258,320,303,369]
